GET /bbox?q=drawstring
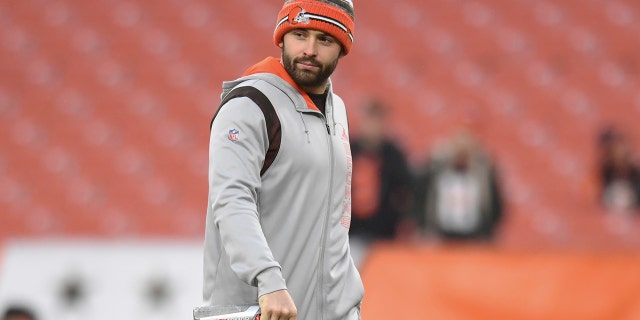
[329,94,337,136]
[298,112,311,143]
[332,112,337,136]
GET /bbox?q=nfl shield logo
[228,129,239,141]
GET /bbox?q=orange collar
[243,57,320,112]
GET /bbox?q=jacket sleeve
[208,96,287,297]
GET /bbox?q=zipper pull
[325,123,331,135]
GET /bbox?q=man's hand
[258,289,297,320]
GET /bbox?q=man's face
[5,316,33,320]
[280,29,342,93]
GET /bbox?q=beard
[282,48,339,89]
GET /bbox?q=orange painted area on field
[360,243,640,320]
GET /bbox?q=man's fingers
[260,307,297,320]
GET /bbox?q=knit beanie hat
[274,0,355,55]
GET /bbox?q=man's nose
[302,39,318,56]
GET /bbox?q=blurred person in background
[2,305,36,320]
[413,129,504,241]
[203,1,363,319]
[349,99,413,265]
[597,126,640,215]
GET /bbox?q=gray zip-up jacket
[203,57,364,319]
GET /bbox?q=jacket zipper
[318,114,333,320]
[300,108,333,319]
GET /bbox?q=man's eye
[320,37,335,45]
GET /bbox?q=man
[2,306,36,320]
[597,127,640,215]
[349,100,414,266]
[414,129,504,241]
[203,1,363,319]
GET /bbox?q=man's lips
[296,60,320,70]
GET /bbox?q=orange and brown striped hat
[274,0,355,55]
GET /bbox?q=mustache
[294,57,321,68]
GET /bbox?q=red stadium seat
[1,0,639,247]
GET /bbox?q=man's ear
[278,41,284,48]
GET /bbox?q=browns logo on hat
[274,0,356,55]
